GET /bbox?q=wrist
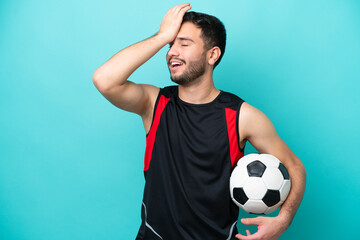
[154,31,173,44]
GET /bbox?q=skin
[93,3,306,240]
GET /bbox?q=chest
[159,100,230,158]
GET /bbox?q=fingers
[174,3,191,10]
[180,5,192,15]
[235,231,261,240]
[164,3,191,22]
[235,233,252,240]
[178,3,192,14]
[241,217,263,226]
[236,217,265,239]
[235,218,261,239]
[171,3,192,15]
[158,3,192,43]
[235,229,251,239]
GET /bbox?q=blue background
[1,0,359,239]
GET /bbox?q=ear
[207,46,221,67]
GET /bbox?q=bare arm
[92,4,192,131]
[236,103,306,240]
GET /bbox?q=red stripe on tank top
[225,108,244,167]
[144,95,170,171]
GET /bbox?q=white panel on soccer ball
[262,167,284,190]
[279,180,291,202]
[264,201,283,214]
[259,154,280,168]
[230,164,248,189]
[237,153,261,168]
[243,199,268,214]
[243,177,267,200]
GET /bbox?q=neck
[177,72,220,104]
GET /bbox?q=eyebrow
[177,37,195,43]
[169,37,195,46]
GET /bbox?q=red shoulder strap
[144,95,170,171]
[225,108,244,168]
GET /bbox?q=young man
[93,3,306,240]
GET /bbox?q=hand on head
[158,3,192,43]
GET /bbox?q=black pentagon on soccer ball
[279,162,290,180]
[247,160,266,177]
[263,190,281,207]
[233,187,248,205]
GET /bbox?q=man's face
[166,22,208,85]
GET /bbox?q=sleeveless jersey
[136,86,245,240]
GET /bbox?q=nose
[167,44,180,58]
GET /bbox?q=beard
[169,54,206,86]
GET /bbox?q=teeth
[171,62,182,66]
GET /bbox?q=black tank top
[136,86,245,240]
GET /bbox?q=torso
[137,85,245,240]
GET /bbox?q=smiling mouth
[170,63,183,71]
[169,59,185,71]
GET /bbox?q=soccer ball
[230,153,291,214]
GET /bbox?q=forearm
[93,3,192,90]
[278,160,306,227]
[93,33,169,89]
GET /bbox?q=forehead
[176,22,204,44]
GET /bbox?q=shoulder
[158,85,178,98]
[220,90,245,103]
[138,84,160,98]
[140,85,177,107]
[239,102,276,140]
[240,102,263,119]
[218,90,245,110]
[240,102,270,127]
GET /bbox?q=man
[93,3,306,240]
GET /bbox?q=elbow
[92,71,111,92]
[297,160,307,184]
[92,70,102,88]
[295,158,306,177]
[290,156,307,181]
[299,160,306,177]
[92,70,126,93]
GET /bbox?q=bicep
[95,80,159,117]
[240,103,302,169]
